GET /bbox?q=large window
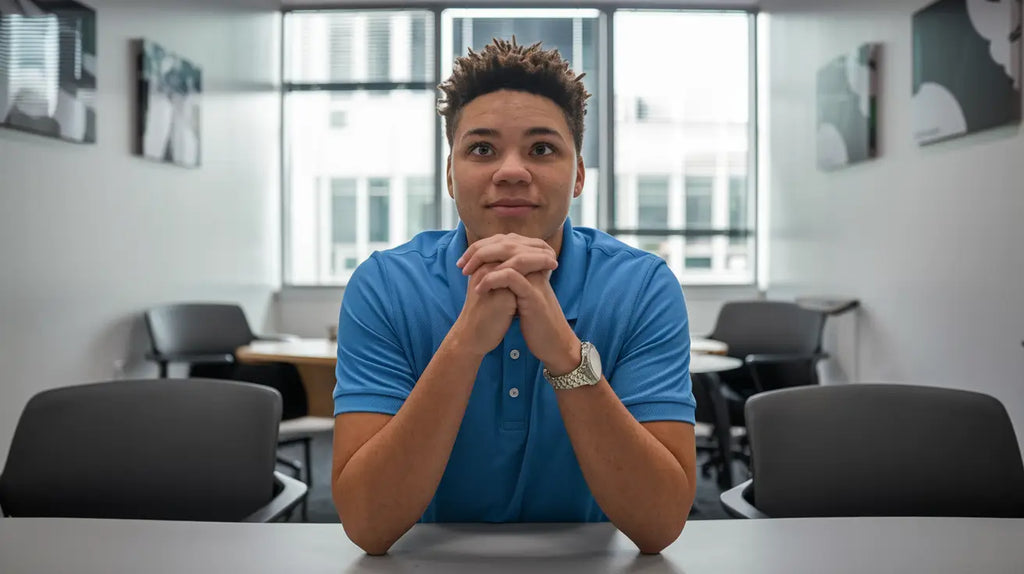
[406,176,435,237]
[284,11,436,284]
[283,8,755,286]
[612,11,754,283]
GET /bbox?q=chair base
[276,417,331,522]
[277,437,312,522]
[696,425,750,489]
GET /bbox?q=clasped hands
[452,233,581,375]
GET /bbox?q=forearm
[334,331,483,554]
[556,380,694,553]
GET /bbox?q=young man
[331,38,696,555]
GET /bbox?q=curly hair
[437,37,590,155]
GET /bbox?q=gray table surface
[690,354,742,374]
[1,517,1022,574]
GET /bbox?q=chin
[468,216,563,244]
[477,218,528,236]
[500,223,545,239]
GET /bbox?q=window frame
[281,8,444,286]
[280,3,759,287]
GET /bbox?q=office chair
[698,300,828,482]
[720,384,1024,519]
[144,302,332,521]
[0,379,306,521]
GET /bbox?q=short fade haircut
[437,37,591,155]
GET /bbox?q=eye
[468,143,494,157]
[531,143,556,156]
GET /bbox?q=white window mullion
[356,178,370,262]
[317,178,332,283]
[392,14,410,81]
[394,176,407,244]
[353,15,368,82]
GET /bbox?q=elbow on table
[635,537,675,555]
[333,487,397,555]
[633,517,687,555]
[341,519,398,556]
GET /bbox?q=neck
[546,224,565,258]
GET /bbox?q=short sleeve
[611,260,696,424]
[333,255,417,416]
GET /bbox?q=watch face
[586,344,602,380]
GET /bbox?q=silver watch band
[546,368,596,390]
[543,341,600,390]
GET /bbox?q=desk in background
[2,517,1021,574]
[237,338,337,417]
[691,336,727,356]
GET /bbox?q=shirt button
[509,387,520,398]
[509,349,521,360]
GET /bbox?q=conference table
[236,336,731,418]
[2,517,1021,573]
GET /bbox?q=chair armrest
[720,479,769,519]
[254,333,301,342]
[145,352,235,365]
[243,471,308,523]
[279,416,335,439]
[795,297,860,316]
[276,454,302,474]
[744,352,829,365]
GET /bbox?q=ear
[573,154,585,199]
[446,155,454,199]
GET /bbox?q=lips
[488,200,537,208]
[487,199,538,217]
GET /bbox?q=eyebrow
[461,127,567,143]
[462,128,499,140]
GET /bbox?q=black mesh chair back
[710,300,825,363]
[744,384,1024,518]
[144,303,308,420]
[0,379,286,521]
[709,300,827,422]
[146,303,256,356]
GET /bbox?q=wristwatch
[543,341,602,390]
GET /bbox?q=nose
[492,153,532,186]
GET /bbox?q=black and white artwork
[817,43,879,170]
[136,39,201,167]
[0,0,97,143]
[912,0,1022,145]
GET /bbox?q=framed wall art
[817,43,880,170]
[136,39,201,167]
[912,0,1022,145]
[0,0,97,143]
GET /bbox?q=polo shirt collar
[445,219,583,321]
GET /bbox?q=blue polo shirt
[333,219,695,523]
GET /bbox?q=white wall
[0,0,282,462]
[761,0,1024,447]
